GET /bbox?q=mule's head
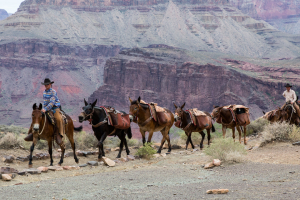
[277,107,288,122]
[129,96,141,118]
[31,103,44,133]
[78,98,97,123]
[173,102,185,122]
[211,106,222,119]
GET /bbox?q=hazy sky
[0,0,25,14]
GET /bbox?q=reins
[38,114,47,135]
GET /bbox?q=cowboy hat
[284,83,292,88]
[41,78,54,85]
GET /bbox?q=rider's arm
[283,91,286,97]
[292,91,297,103]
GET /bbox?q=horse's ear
[91,99,97,108]
[32,103,37,110]
[213,105,219,108]
[181,102,185,109]
[84,98,88,106]
[38,103,43,110]
[129,97,132,103]
[173,102,178,108]
[138,96,141,103]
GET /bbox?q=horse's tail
[74,126,83,131]
[211,124,215,132]
[127,127,132,139]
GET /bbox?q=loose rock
[87,161,98,166]
[127,155,135,161]
[16,156,29,162]
[102,157,115,167]
[79,164,88,167]
[2,174,12,181]
[2,155,15,163]
[26,169,41,174]
[1,167,18,174]
[206,189,229,194]
[63,166,71,170]
[37,167,48,172]
[204,162,214,169]
[213,159,221,166]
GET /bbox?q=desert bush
[289,126,300,142]
[247,118,269,135]
[0,125,28,135]
[204,138,247,162]
[104,137,121,148]
[65,131,98,150]
[135,142,156,159]
[259,122,294,145]
[0,133,21,149]
[127,138,141,147]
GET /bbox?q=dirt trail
[0,142,300,199]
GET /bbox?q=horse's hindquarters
[236,113,250,126]
[157,112,171,126]
[196,116,211,129]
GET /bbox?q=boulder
[101,157,115,167]
[204,162,214,169]
[1,174,11,181]
[127,155,135,161]
[1,167,18,174]
[213,159,221,166]
[16,156,29,162]
[87,161,98,166]
[37,167,48,172]
[2,155,15,163]
[206,189,229,194]
[26,168,41,174]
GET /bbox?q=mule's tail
[211,124,215,132]
[127,127,132,139]
[74,126,83,131]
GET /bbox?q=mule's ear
[213,105,219,108]
[91,99,97,108]
[33,103,37,110]
[38,103,43,110]
[84,98,88,106]
[129,97,132,103]
[181,102,185,109]
[138,96,141,103]
[173,102,178,108]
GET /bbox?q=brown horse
[173,102,215,150]
[129,97,174,153]
[211,106,249,145]
[283,104,300,126]
[28,103,80,167]
[262,108,288,123]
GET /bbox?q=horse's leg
[66,129,79,164]
[28,137,37,167]
[189,133,195,149]
[165,129,172,153]
[236,126,242,144]
[116,133,124,158]
[147,131,154,143]
[222,125,226,138]
[58,142,65,166]
[97,133,107,161]
[185,132,189,150]
[157,136,166,154]
[140,130,146,145]
[243,126,247,145]
[123,133,130,155]
[48,140,53,166]
[232,127,236,142]
[199,131,205,150]
[207,128,211,145]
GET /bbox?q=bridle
[80,107,108,128]
[175,110,193,131]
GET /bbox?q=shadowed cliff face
[88,48,298,121]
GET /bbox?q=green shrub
[204,138,247,162]
[135,142,157,159]
[247,118,269,135]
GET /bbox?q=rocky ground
[0,139,300,199]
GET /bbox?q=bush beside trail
[135,142,156,159]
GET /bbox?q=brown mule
[262,108,288,123]
[129,97,174,153]
[211,106,249,145]
[27,103,81,167]
[173,102,215,150]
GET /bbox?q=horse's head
[31,103,44,133]
[173,102,185,122]
[78,98,97,123]
[211,105,222,119]
[129,96,142,118]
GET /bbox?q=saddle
[101,106,130,130]
[187,109,210,129]
[140,100,169,126]
[223,105,250,126]
[46,110,68,126]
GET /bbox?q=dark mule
[173,102,215,150]
[78,99,132,160]
[28,103,80,167]
[211,106,249,145]
[129,97,174,153]
[262,108,288,123]
[283,104,300,126]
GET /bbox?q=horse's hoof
[28,165,32,168]
[50,164,53,166]
[98,158,103,162]
[57,163,61,166]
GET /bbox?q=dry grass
[204,138,247,163]
[246,118,269,136]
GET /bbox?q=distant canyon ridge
[0,0,299,129]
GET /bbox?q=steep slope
[0,9,9,20]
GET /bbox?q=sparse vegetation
[135,142,156,159]
[204,138,247,163]
[246,118,269,136]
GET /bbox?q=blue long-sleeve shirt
[43,88,61,111]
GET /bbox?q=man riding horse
[281,83,300,117]
[41,78,64,144]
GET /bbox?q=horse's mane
[131,100,149,109]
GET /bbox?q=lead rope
[38,114,47,135]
